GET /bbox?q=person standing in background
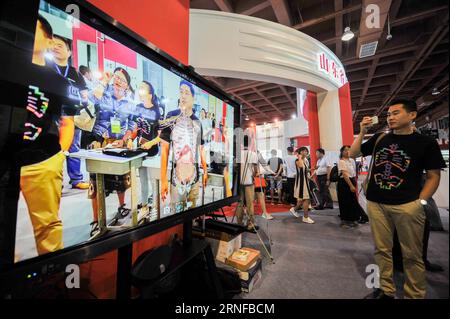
[268,149,283,205]
[314,148,333,210]
[79,65,95,90]
[255,150,273,220]
[49,35,89,190]
[88,67,135,237]
[236,136,258,229]
[284,146,298,206]
[337,145,368,228]
[121,80,161,213]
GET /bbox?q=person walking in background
[337,145,368,228]
[313,148,333,210]
[290,147,315,224]
[236,136,258,230]
[268,149,283,205]
[284,146,298,207]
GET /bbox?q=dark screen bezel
[0,0,242,277]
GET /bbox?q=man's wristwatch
[419,199,428,206]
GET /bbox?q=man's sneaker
[73,182,89,190]
[425,261,444,272]
[289,207,300,218]
[364,289,395,299]
[262,213,274,220]
[302,216,315,224]
[358,218,369,224]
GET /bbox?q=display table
[70,149,147,238]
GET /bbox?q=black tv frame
[0,0,241,288]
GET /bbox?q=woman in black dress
[337,145,369,228]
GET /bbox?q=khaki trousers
[367,200,426,299]
[236,185,255,225]
[20,151,65,255]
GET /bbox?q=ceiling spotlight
[292,114,296,119]
[274,118,279,123]
[341,27,355,41]
[386,14,393,41]
[245,115,250,121]
[432,88,441,96]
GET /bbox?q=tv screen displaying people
[0,0,235,264]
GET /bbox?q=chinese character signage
[317,52,347,87]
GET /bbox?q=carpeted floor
[231,206,449,299]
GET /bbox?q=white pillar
[317,89,343,152]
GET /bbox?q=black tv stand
[129,238,224,299]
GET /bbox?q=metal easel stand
[232,155,275,264]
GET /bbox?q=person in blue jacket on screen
[87,67,135,237]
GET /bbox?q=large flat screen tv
[0,0,240,273]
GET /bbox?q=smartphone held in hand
[370,116,379,126]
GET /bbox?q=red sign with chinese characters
[318,52,347,87]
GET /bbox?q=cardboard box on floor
[205,234,242,263]
[225,247,261,272]
[241,264,263,293]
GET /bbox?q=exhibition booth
[0,0,447,301]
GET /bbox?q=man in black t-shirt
[0,15,77,256]
[350,99,446,299]
[48,34,89,190]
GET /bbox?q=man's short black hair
[317,148,325,155]
[53,34,72,51]
[287,146,294,153]
[37,14,53,39]
[389,99,417,113]
[79,65,90,75]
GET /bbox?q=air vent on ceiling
[359,41,378,58]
